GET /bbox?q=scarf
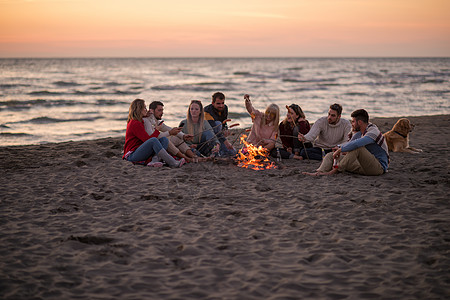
[364,123,389,157]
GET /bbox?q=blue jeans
[127,137,168,162]
[219,142,237,157]
[211,121,237,157]
[195,130,217,157]
[300,147,332,161]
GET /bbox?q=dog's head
[393,118,414,135]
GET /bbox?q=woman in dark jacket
[271,104,311,160]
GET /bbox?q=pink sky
[0,0,449,57]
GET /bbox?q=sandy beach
[0,115,449,299]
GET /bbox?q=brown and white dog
[383,118,422,153]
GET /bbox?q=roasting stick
[285,105,310,161]
[189,119,232,138]
[229,128,248,149]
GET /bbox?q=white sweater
[143,115,185,139]
[304,116,351,149]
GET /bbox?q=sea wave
[96,99,129,105]
[28,90,141,96]
[233,71,279,78]
[0,84,31,89]
[0,99,88,110]
[233,71,252,76]
[53,81,82,87]
[283,78,337,83]
[290,87,329,92]
[0,99,130,111]
[14,116,104,125]
[344,92,370,96]
[0,132,32,136]
[417,79,446,84]
[184,73,207,77]
[105,81,125,86]
[152,83,235,92]
[113,90,141,95]
[28,91,65,96]
[425,90,450,95]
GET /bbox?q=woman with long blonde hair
[123,98,185,167]
[178,100,220,157]
[244,94,279,151]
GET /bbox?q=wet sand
[0,115,449,299]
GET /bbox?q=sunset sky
[0,0,449,57]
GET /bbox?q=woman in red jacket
[123,99,185,167]
[271,103,311,160]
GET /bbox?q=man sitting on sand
[297,103,351,160]
[204,92,236,157]
[304,109,389,176]
[143,101,198,162]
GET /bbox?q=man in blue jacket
[204,92,236,156]
[304,109,389,176]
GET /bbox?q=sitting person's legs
[338,147,384,176]
[170,135,188,152]
[127,137,164,162]
[212,121,222,134]
[211,121,236,157]
[196,130,215,156]
[128,137,183,167]
[166,140,179,156]
[316,152,334,173]
[219,141,236,157]
[270,147,294,159]
[300,147,328,160]
[169,135,197,160]
[292,126,302,155]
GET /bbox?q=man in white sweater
[143,101,197,162]
[298,103,351,160]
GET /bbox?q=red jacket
[279,120,310,149]
[123,119,160,159]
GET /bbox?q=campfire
[235,135,277,170]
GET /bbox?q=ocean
[1,57,449,146]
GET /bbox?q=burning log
[234,134,278,170]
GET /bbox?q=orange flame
[235,134,277,170]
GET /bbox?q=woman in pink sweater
[244,94,280,151]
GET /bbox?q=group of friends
[123,92,389,176]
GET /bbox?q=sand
[0,115,449,299]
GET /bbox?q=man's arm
[143,117,156,136]
[300,119,321,142]
[157,122,171,138]
[340,136,374,152]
